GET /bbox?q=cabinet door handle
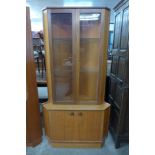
[78,112,83,116]
[70,112,74,116]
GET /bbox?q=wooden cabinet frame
[43,7,111,148]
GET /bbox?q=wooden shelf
[53,37,100,39]
[80,67,98,72]
[80,37,100,39]
[52,38,100,40]
[37,80,47,87]
[53,37,72,40]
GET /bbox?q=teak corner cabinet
[43,7,111,148]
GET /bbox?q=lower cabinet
[43,103,110,148]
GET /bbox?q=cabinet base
[51,142,103,148]
[47,137,104,148]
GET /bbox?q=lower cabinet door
[48,111,65,141]
[64,111,79,141]
[48,110,103,142]
[48,111,78,141]
[78,111,103,141]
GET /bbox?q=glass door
[50,10,75,103]
[79,10,102,104]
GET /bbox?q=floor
[26,129,129,155]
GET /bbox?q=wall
[26,0,120,31]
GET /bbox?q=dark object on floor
[108,0,129,148]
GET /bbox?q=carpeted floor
[26,129,129,155]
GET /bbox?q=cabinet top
[43,102,110,111]
[42,7,110,11]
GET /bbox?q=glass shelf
[52,38,100,40]
[53,38,72,40]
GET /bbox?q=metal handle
[78,112,83,116]
[70,112,74,116]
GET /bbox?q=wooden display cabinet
[43,7,110,148]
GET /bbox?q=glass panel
[51,13,73,102]
[79,13,101,102]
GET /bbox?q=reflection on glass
[79,13,101,102]
[51,13,73,102]
[80,13,100,21]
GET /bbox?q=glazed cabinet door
[77,9,106,104]
[45,110,104,142]
[44,9,109,104]
[49,9,76,104]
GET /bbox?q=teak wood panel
[43,9,53,103]
[78,111,103,141]
[65,111,80,141]
[98,9,110,103]
[43,106,50,138]
[26,7,42,146]
[51,142,102,148]
[44,102,110,111]
[102,106,110,138]
[49,111,65,140]
[43,8,109,104]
